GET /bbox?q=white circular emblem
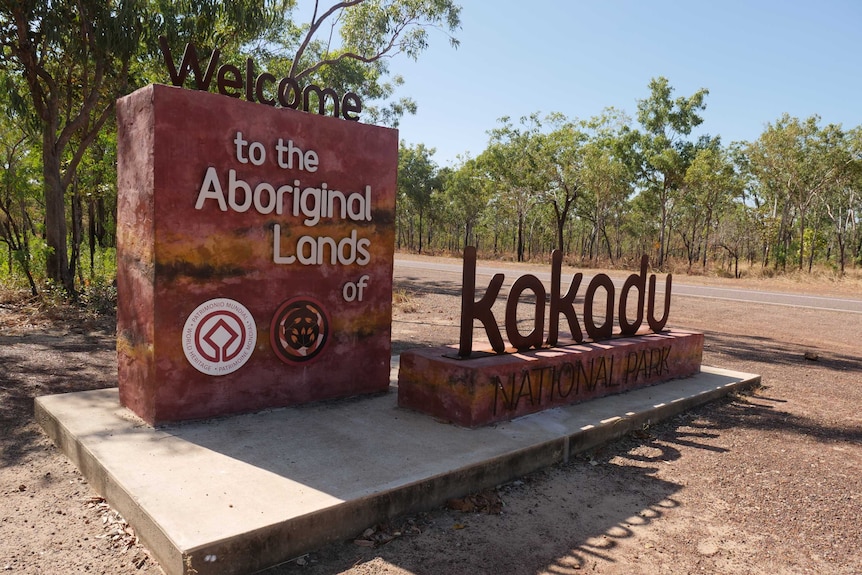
[182,298,257,376]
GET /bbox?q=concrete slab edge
[565,368,761,456]
[36,367,761,575]
[184,368,762,575]
[34,398,184,574]
[182,440,566,575]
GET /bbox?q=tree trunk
[517,212,525,262]
[42,139,74,294]
[556,221,565,255]
[658,187,668,269]
[463,220,473,251]
[702,209,712,269]
[417,209,424,254]
[798,207,806,271]
[838,235,846,277]
[426,219,432,253]
[807,222,818,273]
[602,227,614,265]
[70,181,83,284]
[88,198,96,273]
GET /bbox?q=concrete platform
[36,363,759,575]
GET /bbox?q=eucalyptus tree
[713,201,754,278]
[397,141,439,253]
[484,112,590,259]
[73,128,118,278]
[539,115,591,254]
[0,112,40,294]
[624,190,661,261]
[819,125,862,275]
[578,108,636,264]
[746,115,846,271]
[486,116,546,262]
[244,0,461,126]
[481,190,514,256]
[443,156,492,251]
[679,140,741,270]
[0,0,288,294]
[848,127,862,268]
[633,77,709,268]
[1,1,138,293]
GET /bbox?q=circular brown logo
[270,298,329,363]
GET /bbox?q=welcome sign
[116,84,397,425]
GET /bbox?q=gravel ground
[1,255,860,575]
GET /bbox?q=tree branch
[295,42,397,82]
[56,53,105,160]
[289,0,364,79]
[11,7,55,123]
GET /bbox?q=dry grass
[392,288,419,313]
[0,281,115,334]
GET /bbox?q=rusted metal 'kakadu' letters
[458,247,672,358]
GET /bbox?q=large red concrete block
[397,330,704,427]
[117,84,397,425]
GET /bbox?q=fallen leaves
[352,525,401,548]
[445,489,503,515]
[352,515,432,548]
[85,497,143,556]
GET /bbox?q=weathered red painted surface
[117,84,397,425]
[397,330,704,428]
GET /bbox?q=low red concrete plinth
[397,330,704,427]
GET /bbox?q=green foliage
[1,5,860,295]
[398,141,440,253]
[440,157,492,250]
[251,0,461,126]
[78,275,118,315]
[0,0,156,293]
[632,76,711,268]
[388,77,861,278]
[0,0,462,300]
[745,114,859,272]
[0,100,41,294]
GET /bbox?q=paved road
[394,256,862,315]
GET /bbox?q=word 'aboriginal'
[459,247,672,357]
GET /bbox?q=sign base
[397,330,704,427]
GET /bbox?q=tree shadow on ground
[395,275,464,299]
[532,416,729,573]
[703,330,862,371]
[266,337,862,575]
[259,407,752,574]
[0,329,116,468]
[259,429,687,574]
[698,393,862,445]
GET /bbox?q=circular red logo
[270,298,329,363]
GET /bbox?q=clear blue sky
[385,0,862,166]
